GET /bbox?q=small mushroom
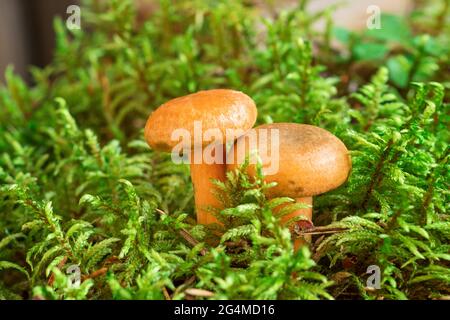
[226,123,351,250]
[145,89,257,225]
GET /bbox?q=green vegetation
[0,0,448,300]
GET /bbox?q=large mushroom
[226,123,351,250]
[145,89,257,225]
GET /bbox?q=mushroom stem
[189,147,226,225]
[280,196,313,251]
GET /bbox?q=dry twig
[156,208,208,256]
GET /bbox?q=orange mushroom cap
[144,89,257,152]
[227,123,352,198]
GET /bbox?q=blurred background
[0,0,412,84]
[0,0,79,83]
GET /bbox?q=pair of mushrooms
[145,89,351,249]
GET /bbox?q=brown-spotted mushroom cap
[144,89,257,152]
[227,123,351,198]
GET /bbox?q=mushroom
[144,89,257,225]
[226,123,351,250]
